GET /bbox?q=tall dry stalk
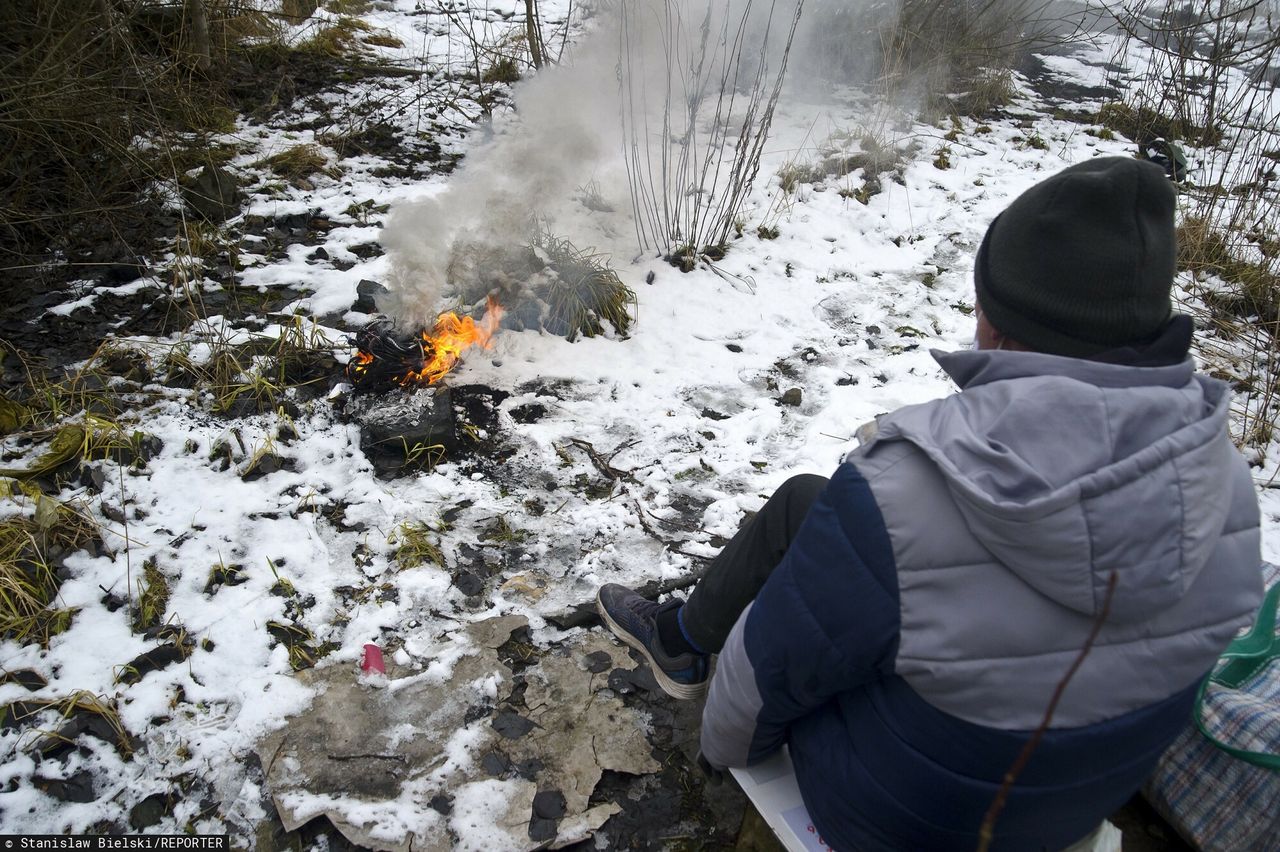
[619,0,805,267]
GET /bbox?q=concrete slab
[258,616,657,851]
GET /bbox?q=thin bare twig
[976,571,1119,852]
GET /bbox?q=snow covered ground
[2,0,1278,848]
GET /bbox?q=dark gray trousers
[681,473,829,654]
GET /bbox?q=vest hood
[868,348,1238,622]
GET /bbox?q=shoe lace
[625,595,663,623]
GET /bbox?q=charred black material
[346,320,432,393]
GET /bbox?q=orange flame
[401,295,504,386]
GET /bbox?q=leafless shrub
[1105,0,1280,452]
[619,0,805,268]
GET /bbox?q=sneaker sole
[596,592,709,701]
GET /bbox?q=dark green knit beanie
[974,156,1177,357]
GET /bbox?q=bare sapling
[619,0,806,269]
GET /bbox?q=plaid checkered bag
[1145,562,1280,851]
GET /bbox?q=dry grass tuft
[390,521,444,570]
[255,144,332,180]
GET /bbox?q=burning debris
[446,233,635,341]
[347,296,503,393]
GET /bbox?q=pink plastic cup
[360,643,386,674]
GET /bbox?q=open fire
[347,296,503,392]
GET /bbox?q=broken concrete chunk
[466,614,529,650]
[259,617,648,852]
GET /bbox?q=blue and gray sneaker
[596,583,710,700]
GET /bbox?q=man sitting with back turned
[596,157,1264,851]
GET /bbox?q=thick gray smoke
[379,0,903,327]
[380,11,633,327]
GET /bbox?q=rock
[528,815,557,843]
[0,670,46,692]
[492,711,536,740]
[481,751,511,777]
[532,789,566,819]
[309,247,329,262]
[508,403,546,424]
[129,793,169,830]
[80,465,107,492]
[116,642,191,686]
[726,343,743,353]
[454,571,484,597]
[101,500,127,524]
[34,769,96,803]
[1,700,41,730]
[183,166,241,223]
[781,388,803,407]
[582,651,612,674]
[353,279,389,314]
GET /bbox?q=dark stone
[606,668,637,695]
[34,769,96,803]
[463,703,493,725]
[440,499,473,525]
[725,343,743,353]
[0,670,46,692]
[183,166,242,223]
[491,711,535,740]
[528,817,558,843]
[583,651,612,674]
[116,642,191,687]
[352,279,387,313]
[243,451,290,482]
[607,664,662,697]
[428,793,453,815]
[309,247,329,261]
[79,466,107,491]
[528,790,566,843]
[349,242,383,259]
[205,563,246,594]
[780,388,803,407]
[544,602,601,631]
[1,701,41,730]
[508,402,546,424]
[279,212,312,231]
[453,571,483,597]
[101,500,127,524]
[480,751,510,777]
[532,789,567,820]
[865,324,881,335]
[700,407,730,421]
[129,793,169,830]
[513,758,543,781]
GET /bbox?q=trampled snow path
[2,1,1279,847]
